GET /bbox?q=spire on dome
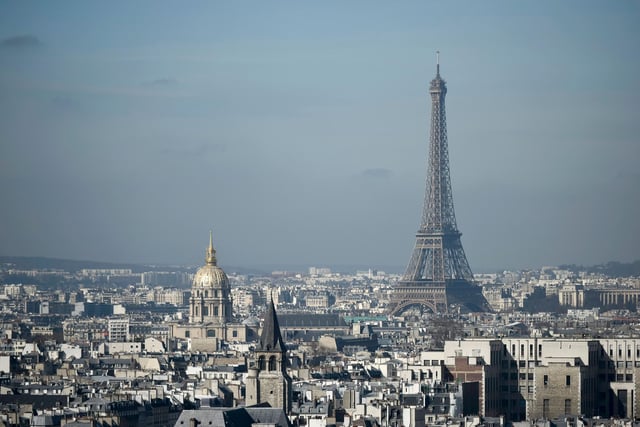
[258,296,286,352]
[205,230,217,266]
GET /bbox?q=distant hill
[0,255,267,276]
[0,256,158,273]
[559,260,640,278]
[4,255,637,278]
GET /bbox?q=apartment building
[442,337,639,422]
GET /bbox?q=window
[268,356,277,371]
[232,330,238,338]
[543,399,550,418]
[544,375,549,386]
[258,356,266,370]
[566,375,571,386]
[530,344,534,357]
[565,399,571,414]
[521,344,525,356]
[185,330,190,338]
[207,330,215,338]
[213,306,219,316]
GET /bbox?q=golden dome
[193,264,229,288]
[192,231,229,289]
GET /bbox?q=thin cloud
[51,96,76,110]
[160,143,226,157]
[362,168,393,179]
[1,35,43,49]
[144,78,179,87]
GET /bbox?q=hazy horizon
[1,1,639,272]
[2,253,637,277]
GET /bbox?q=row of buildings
[2,235,640,426]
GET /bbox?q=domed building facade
[189,233,233,325]
[171,232,248,352]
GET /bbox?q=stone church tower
[246,298,292,414]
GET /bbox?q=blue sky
[0,1,639,272]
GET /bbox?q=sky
[0,1,639,273]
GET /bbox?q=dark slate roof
[401,393,424,406]
[245,407,291,426]
[175,407,290,427]
[0,395,68,409]
[278,313,347,327]
[257,300,286,352]
[62,423,92,427]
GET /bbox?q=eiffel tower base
[445,280,490,313]
[388,279,488,315]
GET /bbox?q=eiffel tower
[389,53,490,315]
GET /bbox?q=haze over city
[1,1,639,272]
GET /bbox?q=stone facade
[245,300,292,414]
[442,337,640,422]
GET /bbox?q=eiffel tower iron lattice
[389,54,490,315]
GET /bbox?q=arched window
[269,356,277,371]
[258,356,266,370]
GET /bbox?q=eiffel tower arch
[389,54,490,315]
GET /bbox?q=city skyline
[1,1,639,271]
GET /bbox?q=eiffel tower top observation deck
[390,53,489,314]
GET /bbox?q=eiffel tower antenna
[389,55,490,314]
